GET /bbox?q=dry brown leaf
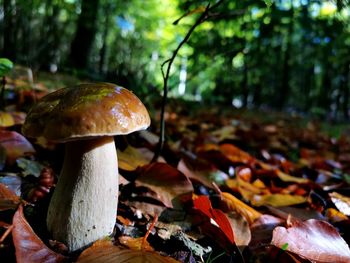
[0,183,22,211]
[135,163,193,208]
[329,192,350,216]
[271,219,350,263]
[77,239,180,263]
[221,191,262,225]
[119,236,154,251]
[118,145,152,171]
[252,193,307,207]
[12,205,66,263]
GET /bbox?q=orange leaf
[0,183,21,211]
[219,143,254,164]
[12,205,66,263]
[77,239,180,263]
[221,192,262,225]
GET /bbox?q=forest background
[2,0,350,122]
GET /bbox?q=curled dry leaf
[135,163,193,208]
[220,191,262,225]
[226,210,251,249]
[118,145,151,171]
[326,208,348,223]
[0,130,35,164]
[77,239,180,263]
[12,205,66,263]
[271,219,350,263]
[329,192,350,216]
[0,183,22,211]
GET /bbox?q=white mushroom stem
[46,136,118,252]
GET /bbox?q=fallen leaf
[0,175,22,195]
[178,158,227,188]
[118,145,151,171]
[193,195,235,244]
[0,112,15,127]
[0,183,21,211]
[77,239,180,263]
[249,214,284,250]
[329,192,350,216]
[326,208,348,223]
[221,191,262,225]
[226,210,251,249]
[16,157,45,177]
[271,219,350,263]
[252,193,307,207]
[135,163,193,208]
[12,205,66,263]
[0,130,35,164]
[119,236,154,251]
[219,143,254,164]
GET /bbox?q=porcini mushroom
[22,83,150,251]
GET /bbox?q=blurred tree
[0,0,349,119]
[69,0,100,70]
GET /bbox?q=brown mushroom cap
[22,83,151,142]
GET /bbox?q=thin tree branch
[152,0,224,162]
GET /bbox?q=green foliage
[263,0,274,7]
[0,58,13,77]
[2,0,350,119]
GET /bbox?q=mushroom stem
[47,136,118,251]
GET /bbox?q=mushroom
[22,83,150,251]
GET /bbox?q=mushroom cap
[22,83,151,142]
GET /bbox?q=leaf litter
[0,77,350,262]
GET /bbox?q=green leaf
[263,0,274,7]
[16,158,45,178]
[281,243,289,251]
[0,58,14,77]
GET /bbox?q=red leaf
[271,219,350,263]
[12,205,66,263]
[193,195,235,244]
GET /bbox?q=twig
[152,0,224,162]
[0,224,13,243]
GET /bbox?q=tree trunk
[69,0,100,70]
[276,8,294,110]
[318,60,332,113]
[38,0,61,70]
[241,59,248,108]
[341,62,350,120]
[98,3,112,75]
[3,0,17,60]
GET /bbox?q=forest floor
[1,69,350,262]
